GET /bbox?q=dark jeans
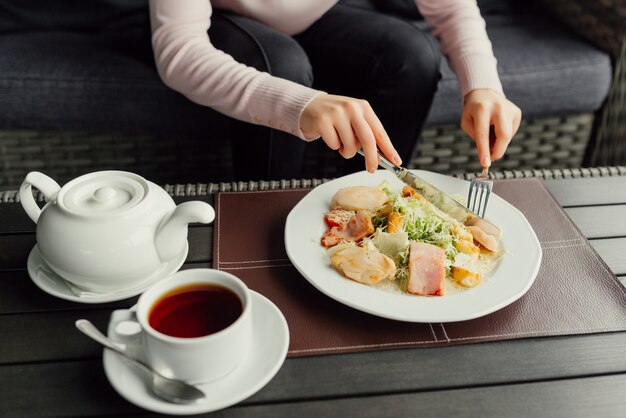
[210,4,441,181]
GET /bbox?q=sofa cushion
[340,0,612,125]
[423,15,612,126]
[0,0,147,33]
[0,30,227,136]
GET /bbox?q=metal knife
[358,150,500,232]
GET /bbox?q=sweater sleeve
[148,0,324,140]
[415,0,504,97]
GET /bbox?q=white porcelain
[285,170,542,323]
[104,290,288,415]
[19,171,214,293]
[27,243,188,303]
[110,269,253,385]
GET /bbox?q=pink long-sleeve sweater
[149,0,503,140]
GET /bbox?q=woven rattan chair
[541,0,626,167]
[0,0,623,188]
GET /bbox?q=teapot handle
[19,172,61,223]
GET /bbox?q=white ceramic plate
[27,243,188,303]
[103,291,289,415]
[285,170,542,323]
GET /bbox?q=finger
[489,126,497,154]
[352,116,379,173]
[334,116,359,159]
[491,109,513,161]
[461,111,475,139]
[472,108,492,168]
[512,108,522,136]
[318,119,341,151]
[363,105,401,166]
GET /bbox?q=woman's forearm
[415,0,503,97]
[149,0,323,139]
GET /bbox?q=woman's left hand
[461,89,522,168]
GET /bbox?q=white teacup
[109,269,252,384]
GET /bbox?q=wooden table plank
[0,269,136,313]
[0,226,213,271]
[0,202,37,233]
[2,329,626,402]
[3,351,626,418]
[198,374,626,418]
[0,234,35,270]
[0,309,114,365]
[564,206,626,239]
[0,359,141,418]
[0,262,211,314]
[545,177,626,207]
[245,333,626,405]
[590,238,626,276]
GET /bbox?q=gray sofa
[0,0,618,188]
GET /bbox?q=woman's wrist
[463,88,504,105]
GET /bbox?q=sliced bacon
[407,242,446,296]
[324,209,355,228]
[321,210,375,247]
[321,231,344,247]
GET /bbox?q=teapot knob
[93,187,117,202]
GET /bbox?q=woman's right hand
[300,93,402,173]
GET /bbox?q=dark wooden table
[2,170,626,417]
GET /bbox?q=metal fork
[467,166,493,218]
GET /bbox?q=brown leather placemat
[213,179,626,357]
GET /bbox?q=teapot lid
[58,171,148,216]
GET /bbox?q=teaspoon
[75,319,206,404]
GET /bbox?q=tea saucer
[102,290,289,415]
[26,244,188,304]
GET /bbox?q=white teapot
[20,171,215,293]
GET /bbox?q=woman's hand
[300,93,402,173]
[461,89,522,168]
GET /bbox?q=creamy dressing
[370,247,503,297]
[323,184,504,297]
[371,275,467,296]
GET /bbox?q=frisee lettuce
[395,250,409,290]
[388,193,458,261]
[365,184,462,292]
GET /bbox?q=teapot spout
[156,201,215,262]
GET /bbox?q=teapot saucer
[103,290,289,415]
[26,244,188,304]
